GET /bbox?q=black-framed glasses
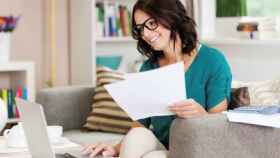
[133,17,159,38]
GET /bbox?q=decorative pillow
[231,79,280,106]
[84,66,133,134]
[229,87,250,110]
[248,79,280,106]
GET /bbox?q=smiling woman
[81,0,232,158]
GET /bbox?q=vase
[0,33,11,63]
[0,98,8,132]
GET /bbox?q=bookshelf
[69,0,186,85]
[0,62,35,124]
[96,37,135,43]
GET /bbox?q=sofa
[36,86,124,145]
[36,86,280,158]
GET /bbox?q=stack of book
[96,2,132,38]
[226,106,280,128]
[0,87,28,119]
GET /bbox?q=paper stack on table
[105,62,186,120]
[226,106,280,128]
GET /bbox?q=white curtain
[186,0,216,39]
[184,0,194,18]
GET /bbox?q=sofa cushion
[232,79,280,106]
[84,67,133,134]
[248,79,280,105]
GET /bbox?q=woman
[82,0,232,157]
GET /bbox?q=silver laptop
[16,98,86,158]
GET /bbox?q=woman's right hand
[81,143,118,157]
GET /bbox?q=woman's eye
[148,21,156,26]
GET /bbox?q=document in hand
[104,62,186,120]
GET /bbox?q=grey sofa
[37,86,280,158]
[36,86,124,145]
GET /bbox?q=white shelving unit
[0,62,35,124]
[69,0,186,85]
[96,37,135,43]
[202,38,280,46]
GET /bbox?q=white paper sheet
[104,62,186,120]
[226,111,280,128]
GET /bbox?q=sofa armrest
[36,86,95,130]
[169,114,280,158]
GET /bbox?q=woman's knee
[125,127,153,139]
[120,127,160,158]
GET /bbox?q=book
[15,87,23,118]
[7,89,14,118]
[22,87,28,100]
[96,3,105,37]
[2,89,8,117]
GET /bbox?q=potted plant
[0,16,20,62]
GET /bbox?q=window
[217,0,280,17]
[247,0,280,17]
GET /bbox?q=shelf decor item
[96,55,122,70]
[0,16,20,63]
[0,98,8,132]
[237,21,259,39]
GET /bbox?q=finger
[89,144,106,157]
[81,144,99,155]
[82,144,101,156]
[176,110,198,118]
[169,104,196,112]
[102,150,114,157]
[171,100,192,107]
[82,144,95,151]
[170,99,196,109]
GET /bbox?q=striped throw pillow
[84,66,133,134]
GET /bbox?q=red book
[119,5,126,36]
[15,87,23,118]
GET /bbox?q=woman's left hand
[169,99,208,118]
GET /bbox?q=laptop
[15,98,88,158]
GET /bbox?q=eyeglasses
[133,17,159,38]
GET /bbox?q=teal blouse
[138,44,232,149]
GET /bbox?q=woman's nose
[142,27,153,39]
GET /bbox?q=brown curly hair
[132,0,198,63]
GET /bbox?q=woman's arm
[208,99,227,113]
[169,98,228,118]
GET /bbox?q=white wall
[0,0,71,90]
[207,18,280,82]
[69,0,95,85]
[215,17,241,38]
[0,0,44,90]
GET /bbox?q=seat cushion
[63,129,124,145]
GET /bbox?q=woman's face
[134,9,171,51]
